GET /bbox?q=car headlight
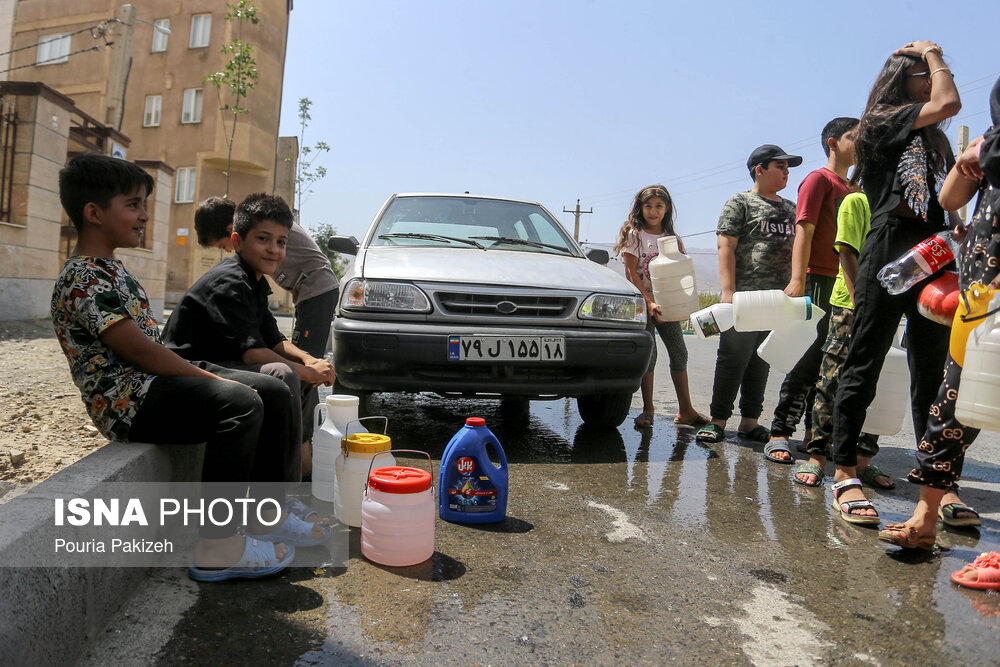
[342,279,431,312]
[578,294,646,323]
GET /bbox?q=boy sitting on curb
[163,193,336,482]
[51,154,324,582]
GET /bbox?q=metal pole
[105,4,135,131]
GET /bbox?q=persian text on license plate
[448,335,565,361]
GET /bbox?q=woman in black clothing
[879,77,1000,551]
[828,40,970,526]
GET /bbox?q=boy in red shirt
[765,118,858,462]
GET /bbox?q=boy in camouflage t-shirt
[696,145,799,446]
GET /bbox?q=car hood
[359,247,636,294]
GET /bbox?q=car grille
[435,291,574,318]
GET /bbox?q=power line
[0,45,104,75]
[0,19,114,60]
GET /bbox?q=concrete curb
[0,441,203,665]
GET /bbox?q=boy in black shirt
[163,193,336,481]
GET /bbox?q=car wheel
[576,393,631,428]
[333,379,370,419]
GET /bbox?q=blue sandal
[284,497,329,525]
[188,537,295,582]
[246,511,332,547]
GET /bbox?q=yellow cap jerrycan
[950,283,998,367]
[955,290,1000,431]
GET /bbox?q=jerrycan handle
[344,416,388,435]
[364,449,435,501]
[314,402,326,430]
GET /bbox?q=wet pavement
[80,336,1000,665]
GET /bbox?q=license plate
[448,335,565,361]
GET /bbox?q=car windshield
[369,196,580,256]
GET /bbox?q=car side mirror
[585,248,610,266]
[328,235,360,255]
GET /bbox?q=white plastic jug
[862,344,909,435]
[311,395,361,502]
[649,236,700,321]
[756,303,826,373]
[733,290,813,332]
[361,450,435,567]
[957,293,1000,431]
[690,303,734,339]
[335,428,395,527]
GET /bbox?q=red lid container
[466,417,486,427]
[367,466,432,494]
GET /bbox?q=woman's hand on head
[894,40,941,59]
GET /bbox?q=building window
[37,34,70,65]
[143,95,162,127]
[189,14,211,48]
[181,88,203,124]
[151,19,170,52]
[175,167,196,203]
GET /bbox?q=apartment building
[6,0,294,308]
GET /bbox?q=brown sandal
[878,522,935,551]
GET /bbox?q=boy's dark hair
[821,117,860,156]
[195,196,236,245]
[233,192,294,237]
[59,153,155,232]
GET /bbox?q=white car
[328,193,652,427]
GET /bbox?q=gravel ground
[0,319,107,487]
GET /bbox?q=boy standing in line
[163,193,336,482]
[696,145,800,446]
[51,154,321,581]
[765,118,859,462]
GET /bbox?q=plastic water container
[648,236,700,321]
[917,271,960,326]
[690,303,734,339]
[311,395,361,502]
[335,428,395,527]
[957,292,1000,431]
[361,450,435,567]
[756,303,826,374]
[733,290,813,332]
[439,417,508,524]
[862,344,909,435]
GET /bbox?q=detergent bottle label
[446,456,497,512]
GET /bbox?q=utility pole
[958,125,970,224]
[563,199,592,241]
[105,4,136,131]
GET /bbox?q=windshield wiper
[470,236,574,255]
[378,232,484,249]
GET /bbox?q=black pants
[709,329,770,421]
[291,288,338,445]
[831,219,951,467]
[128,362,294,538]
[770,273,836,438]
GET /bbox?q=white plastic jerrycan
[733,290,813,333]
[649,236,700,321]
[311,395,362,502]
[690,303,734,339]
[863,342,909,435]
[957,292,1000,431]
[361,450,435,567]
[757,303,826,374]
[335,421,395,527]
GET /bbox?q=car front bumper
[333,317,653,397]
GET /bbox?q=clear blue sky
[277,0,999,251]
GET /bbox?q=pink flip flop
[952,551,1000,591]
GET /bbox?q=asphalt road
[80,330,1000,666]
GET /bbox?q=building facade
[5,0,293,311]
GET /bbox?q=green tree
[294,97,330,214]
[205,1,259,196]
[310,222,349,278]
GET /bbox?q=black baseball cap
[747,144,803,175]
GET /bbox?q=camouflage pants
[807,306,879,458]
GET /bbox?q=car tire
[576,393,631,428]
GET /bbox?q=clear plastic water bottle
[878,230,961,295]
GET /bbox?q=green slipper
[696,423,724,443]
[793,462,824,487]
[939,503,981,528]
[859,464,895,489]
[737,425,770,443]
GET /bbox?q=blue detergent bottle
[439,417,508,523]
